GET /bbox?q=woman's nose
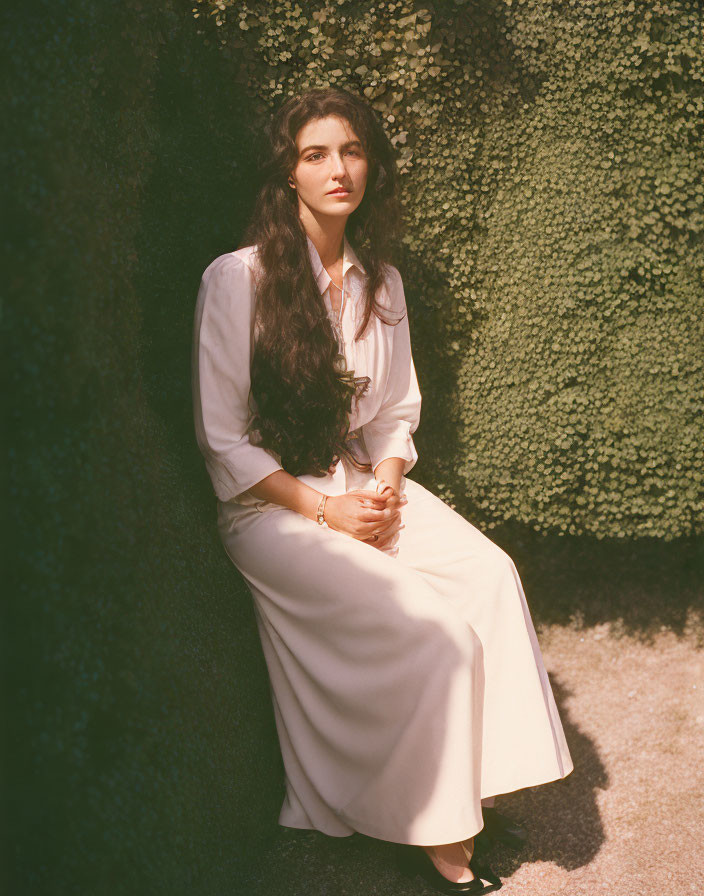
[330,153,347,177]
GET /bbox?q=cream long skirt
[217,459,573,846]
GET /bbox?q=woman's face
[289,114,369,221]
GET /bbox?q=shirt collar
[307,233,367,296]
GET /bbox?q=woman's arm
[362,265,423,493]
[244,469,324,521]
[372,457,406,497]
[193,253,286,501]
[245,470,399,542]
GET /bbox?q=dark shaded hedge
[196,0,704,539]
[5,2,285,892]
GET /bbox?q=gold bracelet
[375,478,399,496]
[316,494,327,526]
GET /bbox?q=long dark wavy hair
[241,86,403,477]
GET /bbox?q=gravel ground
[485,619,704,895]
[241,615,704,896]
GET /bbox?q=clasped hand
[323,482,407,550]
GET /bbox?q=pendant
[330,313,343,346]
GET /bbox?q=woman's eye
[306,153,323,161]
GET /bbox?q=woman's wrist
[245,471,328,522]
[315,493,328,526]
[301,489,325,522]
[372,457,405,496]
[374,478,399,497]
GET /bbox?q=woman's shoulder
[378,261,406,314]
[201,245,260,281]
[381,261,403,288]
[197,248,263,319]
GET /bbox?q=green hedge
[7,2,285,891]
[195,0,704,539]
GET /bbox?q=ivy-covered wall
[195,0,704,539]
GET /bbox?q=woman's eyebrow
[299,139,363,154]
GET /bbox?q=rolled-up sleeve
[192,253,284,501]
[362,266,422,476]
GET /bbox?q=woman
[192,86,573,894]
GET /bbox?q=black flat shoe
[481,807,528,851]
[395,843,502,894]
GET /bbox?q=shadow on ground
[489,677,607,876]
[230,674,606,896]
[489,522,703,640]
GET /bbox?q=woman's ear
[288,176,296,189]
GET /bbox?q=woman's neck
[300,211,346,269]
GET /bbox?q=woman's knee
[474,536,517,583]
[456,620,483,667]
[423,598,484,668]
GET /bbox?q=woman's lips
[327,188,351,195]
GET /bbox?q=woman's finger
[358,506,395,523]
[360,511,402,539]
[348,488,386,504]
[366,521,404,549]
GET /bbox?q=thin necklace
[329,279,345,336]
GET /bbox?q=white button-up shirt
[192,233,422,503]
